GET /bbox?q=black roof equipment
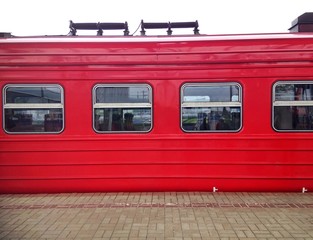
[69,21,130,36]
[140,20,199,36]
[0,32,12,38]
[69,20,199,36]
[289,12,313,32]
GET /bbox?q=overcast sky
[1,0,313,36]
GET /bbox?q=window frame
[92,83,153,133]
[3,84,65,134]
[180,82,243,133]
[272,80,313,132]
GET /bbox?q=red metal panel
[1,149,313,165]
[1,164,313,179]
[1,68,313,81]
[1,33,313,193]
[0,179,311,193]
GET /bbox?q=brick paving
[0,192,313,239]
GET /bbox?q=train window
[181,83,242,132]
[273,81,313,131]
[93,84,152,133]
[3,84,64,134]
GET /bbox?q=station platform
[1,192,313,239]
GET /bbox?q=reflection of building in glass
[93,84,152,133]
[181,83,242,132]
[5,109,63,133]
[4,85,64,133]
[182,107,241,131]
[274,82,313,131]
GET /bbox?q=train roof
[1,32,313,44]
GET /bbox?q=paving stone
[1,192,313,239]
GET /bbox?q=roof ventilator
[140,20,200,36]
[69,21,130,36]
[289,12,313,32]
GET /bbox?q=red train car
[1,14,313,193]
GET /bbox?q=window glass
[5,109,63,133]
[183,85,240,102]
[6,86,62,103]
[93,84,152,133]
[181,83,242,132]
[182,107,241,131]
[275,84,313,101]
[273,82,313,131]
[3,85,64,134]
[96,86,150,103]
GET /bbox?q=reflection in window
[275,83,313,101]
[181,83,242,132]
[3,85,64,134]
[93,84,152,133]
[183,85,240,102]
[5,109,63,133]
[182,107,241,131]
[273,82,313,131]
[94,108,151,132]
[96,86,150,103]
[6,86,61,103]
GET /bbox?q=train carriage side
[0,34,313,193]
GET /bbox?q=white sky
[1,0,313,36]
